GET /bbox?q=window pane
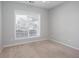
[16,30,28,38]
[16,15,28,38]
[16,14,40,39]
[29,30,37,37]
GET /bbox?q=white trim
[50,39,79,51]
[3,38,47,48]
[16,36,40,40]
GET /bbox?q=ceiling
[17,1,65,10]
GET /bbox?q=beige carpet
[0,40,79,58]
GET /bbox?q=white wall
[3,1,79,49]
[2,2,48,46]
[49,2,79,49]
[0,1,2,51]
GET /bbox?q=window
[16,14,40,40]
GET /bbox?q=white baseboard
[3,38,48,48]
[50,39,79,51]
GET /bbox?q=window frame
[15,12,40,40]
